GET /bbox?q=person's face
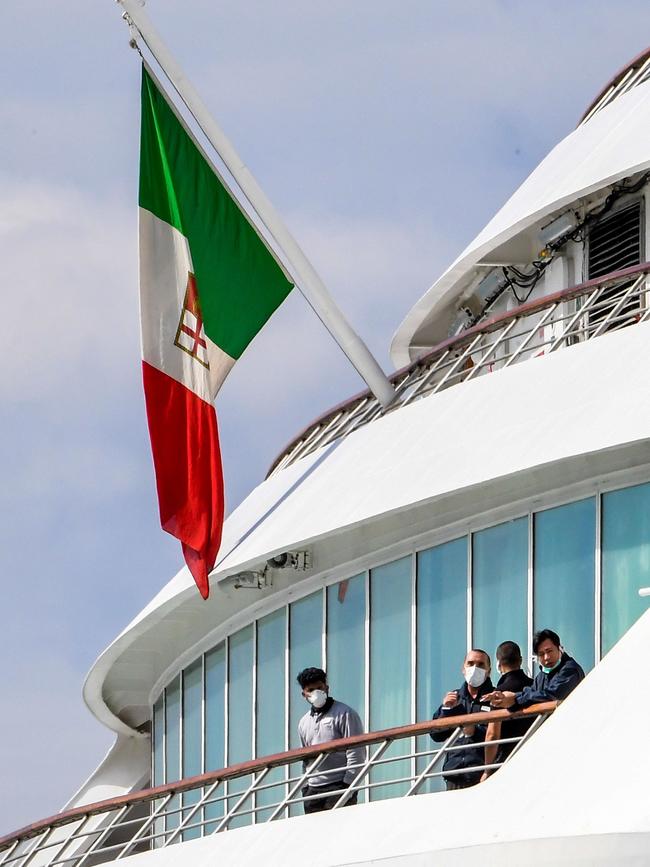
[301,679,328,701]
[463,650,490,676]
[536,639,561,668]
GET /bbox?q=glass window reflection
[534,498,596,670]
[153,694,164,786]
[288,592,323,749]
[256,609,288,820]
[370,557,411,799]
[204,643,226,827]
[228,626,254,827]
[473,518,528,661]
[417,538,467,792]
[327,574,365,724]
[182,659,202,839]
[602,482,650,654]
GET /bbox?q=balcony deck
[268,264,650,477]
[0,703,556,866]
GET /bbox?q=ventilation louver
[586,200,643,332]
[588,201,642,278]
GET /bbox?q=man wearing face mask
[430,649,494,790]
[488,629,585,711]
[296,667,364,813]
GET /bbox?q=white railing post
[406,727,462,796]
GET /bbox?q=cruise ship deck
[4,26,650,867]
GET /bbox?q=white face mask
[464,665,487,688]
[307,689,328,709]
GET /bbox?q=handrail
[579,45,650,125]
[0,701,556,850]
[266,262,650,476]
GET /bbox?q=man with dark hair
[296,667,364,813]
[489,629,585,711]
[430,649,494,790]
[480,641,532,781]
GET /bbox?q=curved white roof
[85,323,650,733]
[390,76,650,366]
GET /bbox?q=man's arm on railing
[511,664,583,708]
[480,720,501,782]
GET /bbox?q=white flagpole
[117,0,396,408]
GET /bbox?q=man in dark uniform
[430,649,494,790]
[480,640,532,781]
[488,629,585,711]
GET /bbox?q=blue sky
[2,0,650,834]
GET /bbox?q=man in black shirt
[480,641,532,781]
[489,629,585,711]
[431,649,494,790]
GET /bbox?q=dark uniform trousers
[302,781,358,813]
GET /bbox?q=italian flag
[139,68,293,598]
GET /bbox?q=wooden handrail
[0,701,556,849]
[267,261,650,476]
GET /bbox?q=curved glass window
[417,538,468,716]
[257,609,286,756]
[205,644,225,770]
[227,626,254,826]
[417,537,467,792]
[256,608,287,819]
[602,482,650,654]
[370,557,411,800]
[152,479,650,801]
[152,695,164,787]
[165,676,181,780]
[327,574,365,722]
[535,498,596,669]
[164,676,181,832]
[181,659,202,839]
[288,592,323,749]
[473,517,528,662]
[204,643,225,828]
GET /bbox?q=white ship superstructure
[3,46,650,867]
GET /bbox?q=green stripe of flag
[139,68,293,360]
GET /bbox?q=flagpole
[117,0,396,408]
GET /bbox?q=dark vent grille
[586,200,644,334]
[588,201,642,278]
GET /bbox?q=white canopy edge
[390,77,650,366]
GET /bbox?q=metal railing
[580,46,650,126]
[268,263,650,477]
[0,703,556,867]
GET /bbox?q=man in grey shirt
[296,667,364,813]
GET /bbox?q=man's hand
[462,724,476,737]
[442,691,459,709]
[485,690,516,709]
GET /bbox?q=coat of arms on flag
[174,273,210,369]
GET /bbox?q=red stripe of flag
[142,361,224,598]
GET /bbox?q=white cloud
[0,177,138,400]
